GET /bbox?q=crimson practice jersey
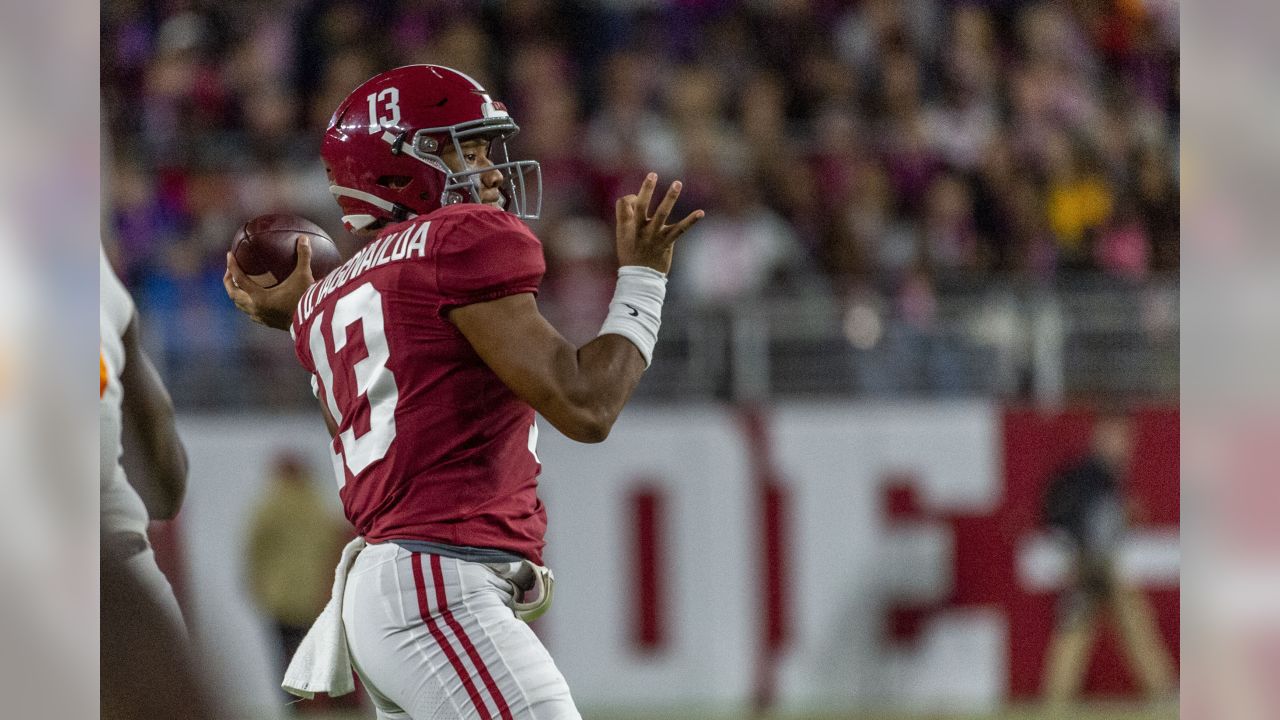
[292,204,548,564]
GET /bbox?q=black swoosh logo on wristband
[624,304,639,316]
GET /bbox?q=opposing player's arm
[451,174,702,443]
[119,315,188,520]
[450,295,646,443]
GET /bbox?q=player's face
[440,138,505,208]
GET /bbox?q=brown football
[230,213,343,287]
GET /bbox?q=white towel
[282,536,366,699]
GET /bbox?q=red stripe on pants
[411,554,493,720]
[429,555,515,720]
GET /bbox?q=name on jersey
[297,222,431,325]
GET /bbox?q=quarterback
[225,65,701,719]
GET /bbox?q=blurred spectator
[245,453,349,707]
[829,159,917,287]
[889,262,967,393]
[673,166,814,306]
[941,4,999,104]
[921,172,980,274]
[1040,415,1176,708]
[1046,139,1115,268]
[587,50,680,180]
[1136,143,1179,271]
[541,214,616,346]
[1094,195,1152,280]
[308,47,381,131]
[922,77,999,174]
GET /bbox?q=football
[230,213,343,287]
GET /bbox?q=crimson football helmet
[322,65,541,231]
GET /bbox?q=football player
[224,65,702,720]
[100,245,189,632]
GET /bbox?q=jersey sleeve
[99,246,136,336]
[433,206,545,313]
[293,316,316,377]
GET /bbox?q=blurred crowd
[101,0,1179,404]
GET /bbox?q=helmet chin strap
[330,185,416,229]
[342,214,378,231]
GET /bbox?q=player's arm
[452,295,647,442]
[119,315,188,520]
[450,174,702,443]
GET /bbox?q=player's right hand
[614,173,704,275]
[223,236,315,330]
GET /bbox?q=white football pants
[342,542,581,720]
[125,545,187,639]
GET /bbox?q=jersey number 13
[309,282,399,476]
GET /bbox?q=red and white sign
[171,403,1178,717]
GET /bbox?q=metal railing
[631,275,1178,405]
[159,275,1178,410]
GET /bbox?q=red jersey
[292,204,547,563]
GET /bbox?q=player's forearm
[121,322,189,520]
[567,334,647,441]
[538,265,666,442]
[124,383,189,519]
[532,334,645,443]
[450,293,651,442]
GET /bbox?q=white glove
[488,560,555,623]
[512,562,555,623]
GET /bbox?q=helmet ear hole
[376,175,413,190]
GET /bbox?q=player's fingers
[634,172,657,222]
[650,180,682,231]
[223,276,246,308]
[662,209,705,245]
[224,276,245,302]
[226,252,255,293]
[615,197,630,230]
[617,194,638,235]
[223,265,256,314]
[293,236,316,285]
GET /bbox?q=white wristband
[598,266,667,367]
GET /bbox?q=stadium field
[294,702,1177,720]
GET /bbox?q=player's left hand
[223,236,315,330]
[615,173,704,275]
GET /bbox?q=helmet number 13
[309,282,399,476]
[366,87,401,133]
